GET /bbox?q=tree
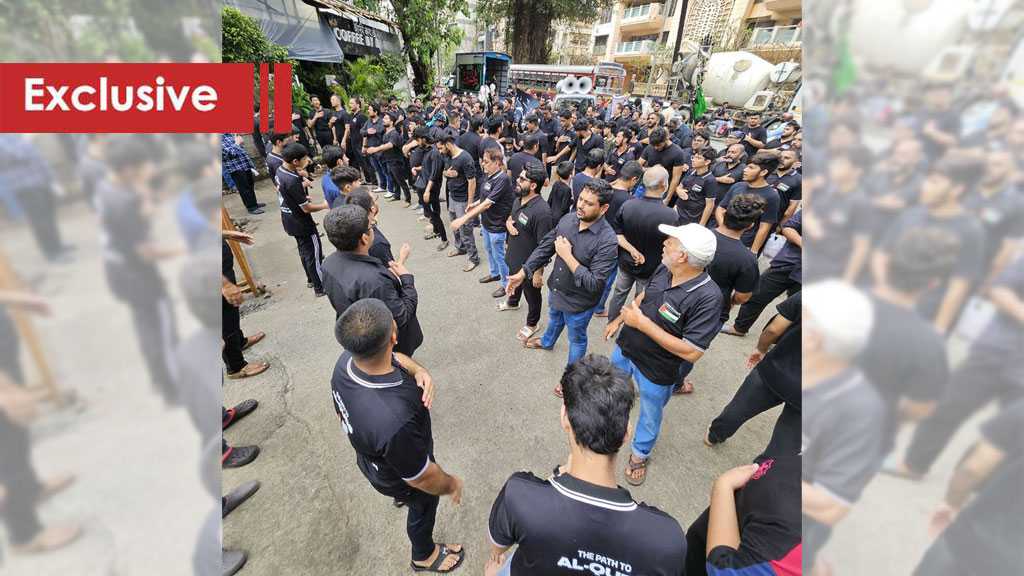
[221,7,305,113]
[479,0,612,64]
[355,0,467,95]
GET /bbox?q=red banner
[0,63,288,134]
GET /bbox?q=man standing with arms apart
[716,151,781,255]
[451,148,515,298]
[604,223,722,485]
[332,299,464,573]
[484,355,686,576]
[501,163,554,340]
[441,133,480,272]
[506,181,618,390]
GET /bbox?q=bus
[451,51,512,95]
[510,62,626,96]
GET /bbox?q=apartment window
[661,31,669,44]
[600,7,612,23]
[594,34,609,53]
[667,0,677,16]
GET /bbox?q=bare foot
[12,524,82,555]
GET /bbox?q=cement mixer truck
[695,50,802,122]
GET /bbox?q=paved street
[222,178,780,574]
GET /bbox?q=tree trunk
[408,50,432,95]
[509,1,553,63]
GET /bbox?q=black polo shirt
[604,145,635,182]
[754,292,801,407]
[739,125,767,158]
[276,165,317,237]
[617,268,723,385]
[457,130,482,171]
[507,195,555,274]
[361,117,384,148]
[381,128,404,163]
[522,214,618,313]
[311,108,333,142]
[707,231,760,323]
[444,150,477,202]
[480,170,514,232]
[766,168,802,222]
[676,168,717,225]
[488,471,686,576]
[321,251,423,356]
[347,112,367,154]
[641,142,688,179]
[507,151,538,183]
[265,151,284,188]
[330,350,433,497]
[547,181,574,224]
[720,183,780,248]
[573,133,605,172]
[614,197,678,279]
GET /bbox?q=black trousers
[0,411,43,545]
[222,297,247,373]
[126,292,179,404]
[733,266,800,333]
[386,161,412,202]
[423,187,448,242]
[913,534,965,576]
[15,186,64,261]
[349,147,376,186]
[709,369,784,444]
[229,169,259,211]
[905,346,1024,474]
[507,275,543,327]
[684,505,711,576]
[397,488,439,562]
[294,232,324,293]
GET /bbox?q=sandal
[497,300,520,312]
[447,248,466,258]
[223,399,259,430]
[411,544,465,573]
[625,455,648,486]
[227,361,270,380]
[241,331,266,351]
[462,261,478,272]
[673,379,695,395]
[516,325,539,341]
[523,337,551,350]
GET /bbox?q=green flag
[833,36,857,96]
[692,86,707,123]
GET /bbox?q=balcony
[620,3,665,33]
[616,39,656,55]
[764,0,802,14]
[747,24,802,47]
[631,81,669,97]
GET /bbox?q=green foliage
[478,0,611,63]
[340,56,399,103]
[222,6,291,65]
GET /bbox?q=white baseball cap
[658,223,717,263]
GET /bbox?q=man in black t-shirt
[765,149,801,223]
[451,148,515,297]
[711,144,746,206]
[673,148,718,225]
[605,223,722,485]
[346,97,374,186]
[331,299,464,572]
[328,93,350,152]
[571,120,605,174]
[738,112,767,158]
[640,127,689,203]
[441,132,480,271]
[604,127,636,183]
[502,163,554,338]
[306,96,334,149]
[485,355,686,576]
[507,137,540,184]
[707,194,764,327]
[276,143,330,297]
[366,112,412,204]
[716,151,782,254]
[606,165,677,322]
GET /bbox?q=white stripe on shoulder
[346,357,403,389]
[550,479,637,512]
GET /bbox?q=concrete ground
[222,177,780,574]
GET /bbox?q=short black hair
[723,193,766,231]
[696,148,717,163]
[269,132,291,145]
[335,298,394,359]
[523,136,540,151]
[618,160,644,182]
[323,204,370,252]
[649,127,669,146]
[748,150,779,173]
[323,145,344,169]
[574,119,590,132]
[560,355,635,455]
[586,147,605,169]
[330,165,362,189]
[558,109,573,120]
[486,117,503,135]
[692,129,710,142]
[581,178,613,206]
[344,188,375,215]
[413,126,429,140]
[887,227,960,293]
[524,114,539,125]
[469,115,484,131]
[523,161,547,189]
[556,160,574,180]
[617,127,634,141]
[281,142,309,164]
[440,131,456,144]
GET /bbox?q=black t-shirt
[604,145,635,182]
[311,108,333,140]
[570,172,595,204]
[739,124,767,158]
[488,471,686,576]
[641,143,688,178]
[614,196,678,279]
[331,108,350,143]
[266,151,284,188]
[381,129,404,163]
[573,133,605,172]
[676,169,717,225]
[606,186,631,235]
[361,116,384,148]
[480,171,515,232]
[711,161,745,206]
[457,130,482,171]
[330,351,433,497]
[943,399,1024,575]
[617,268,723,385]
[508,151,538,183]
[444,150,477,202]
[771,211,802,283]
[507,195,555,273]
[720,183,781,248]
[707,231,760,323]
[806,187,872,281]
[970,183,1024,267]
[347,112,367,153]
[755,292,802,407]
[276,166,316,236]
[766,168,802,222]
[547,181,574,224]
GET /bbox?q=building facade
[590,0,801,96]
[551,20,598,65]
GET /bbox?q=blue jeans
[369,154,390,191]
[594,266,619,313]
[540,303,594,366]
[612,345,688,460]
[481,229,509,287]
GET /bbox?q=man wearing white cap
[604,223,723,486]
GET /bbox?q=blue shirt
[323,173,342,208]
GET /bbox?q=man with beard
[365,112,412,204]
[307,95,334,149]
[500,163,554,341]
[640,128,689,205]
[571,120,605,175]
[766,121,800,150]
[766,149,802,224]
[737,113,767,159]
[506,181,618,373]
[440,132,480,272]
[716,151,781,254]
[604,128,636,183]
[346,97,373,186]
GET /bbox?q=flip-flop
[497,300,520,312]
[523,337,550,350]
[462,261,479,272]
[516,325,539,341]
[411,544,465,573]
[223,399,259,430]
[625,456,648,486]
[226,361,270,380]
[241,332,266,351]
